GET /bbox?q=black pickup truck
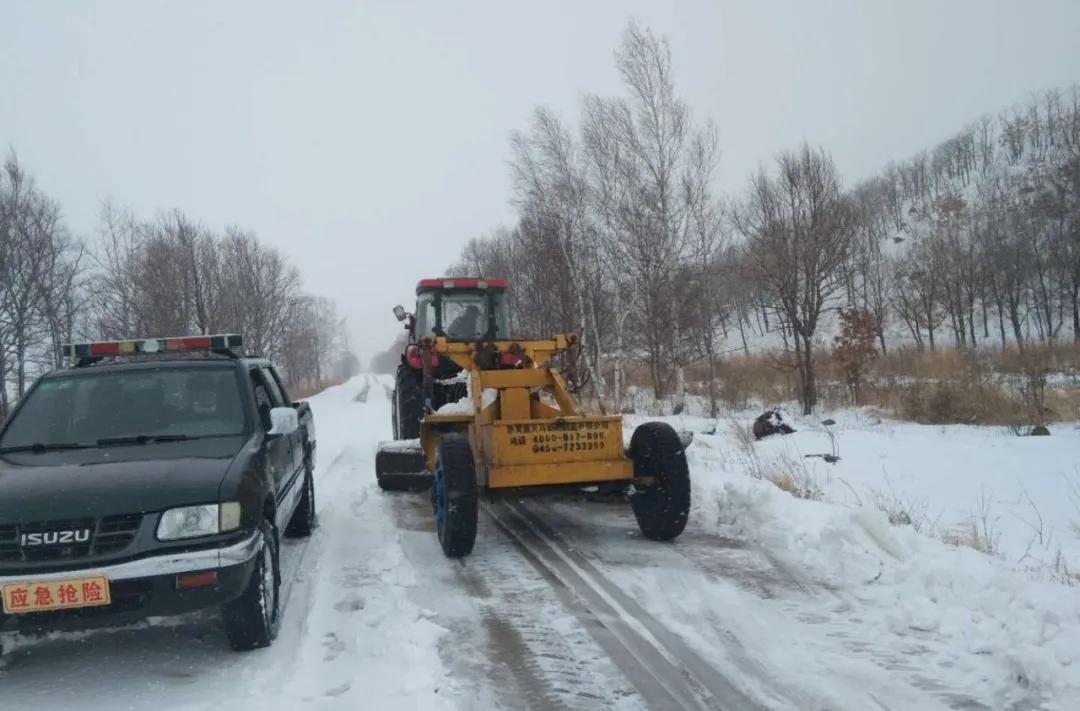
[0,335,316,651]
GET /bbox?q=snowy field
[1,375,1079,710]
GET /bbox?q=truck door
[262,365,303,474]
[249,368,293,513]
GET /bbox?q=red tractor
[389,278,512,440]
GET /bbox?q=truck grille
[0,514,142,563]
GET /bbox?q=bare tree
[681,126,725,416]
[733,145,853,414]
[510,107,608,404]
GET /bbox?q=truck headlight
[157,502,242,541]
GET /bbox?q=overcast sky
[3,0,1080,360]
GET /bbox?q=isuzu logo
[20,529,92,547]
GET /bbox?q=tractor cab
[396,278,510,343]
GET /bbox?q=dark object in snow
[677,430,694,448]
[822,418,836,426]
[805,453,841,464]
[753,409,796,440]
[1030,425,1050,437]
[888,510,912,526]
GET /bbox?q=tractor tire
[433,433,478,558]
[391,386,399,439]
[394,365,424,440]
[628,422,691,542]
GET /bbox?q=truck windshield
[0,366,247,450]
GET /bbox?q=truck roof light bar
[61,334,244,363]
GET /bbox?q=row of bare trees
[0,155,83,414]
[0,154,355,413]
[454,23,726,414]
[90,202,356,390]
[451,23,1080,416]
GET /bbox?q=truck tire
[285,459,316,537]
[395,365,423,440]
[629,422,691,542]
[223,520,281,651]
[433,433,477,558]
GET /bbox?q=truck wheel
[629,422,691,542]
[395,365,423,440]
[433,433,478,558]
[223,520,281,651]
[285,459,316,537]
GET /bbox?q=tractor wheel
[391,386,399,439]
[394,365,424,440]
[433,433,478,558]
[628,422,691,542]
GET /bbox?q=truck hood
[0,437,248,522]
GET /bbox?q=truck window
[261,367,288,406]
[0,366,247,448]
[249,369,275,431]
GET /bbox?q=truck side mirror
[267,406,299,437]
[393,305,407,322]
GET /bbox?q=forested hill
[447,26,1078,403]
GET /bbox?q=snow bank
[683,423,1080,708]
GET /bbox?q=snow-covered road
[2,375,1078,710]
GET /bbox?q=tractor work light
[62,334,244,360]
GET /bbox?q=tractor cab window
[491,291,510,338]
[414,288,509,341]
[444,294,488,341]
[414,293,437,339]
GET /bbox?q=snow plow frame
[418,335,637,490]
[376,323,691,559]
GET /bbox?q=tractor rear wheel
[433,433,478,558]
[394,365,423,440]
[628,422,691,542]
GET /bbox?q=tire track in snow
[484,498,766,711]
[383,491,635,711]
[529,500,996,711]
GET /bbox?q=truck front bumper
[0,531,262,632]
